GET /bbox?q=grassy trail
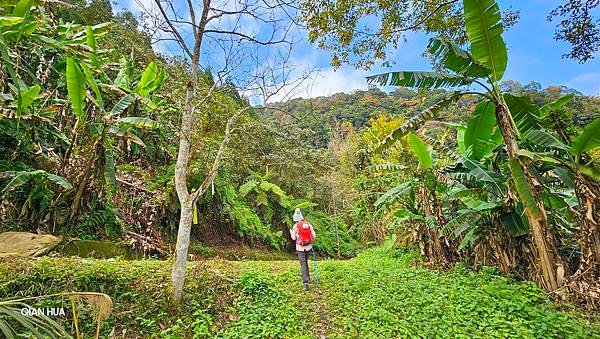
[230,250,600,338]
[1,249,600,337]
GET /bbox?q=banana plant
[0,169,72,220]
[367,0,565,291]
[374,132,459,266]
[0,0,38,116]
[522,117,600,274]
[65,57,165,218]
[62,21,165,216]
[0,2,111,118]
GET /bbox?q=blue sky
[114,0,599,98]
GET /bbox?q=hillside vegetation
[1,0,600,336]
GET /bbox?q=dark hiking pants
[297,249,311,284]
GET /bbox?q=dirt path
[293,265,334,338]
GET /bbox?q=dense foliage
[357,0,600,307]
[0,0,352,257]
[1,0,599,330]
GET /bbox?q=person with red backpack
[290,208,316,289]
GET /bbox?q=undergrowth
[314,248,600,338]
[0,249,598,338]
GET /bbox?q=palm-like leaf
[288,200,317,210]
[104,148,116,197]
[460,157,504,194]
[571,118,600,156]
[427,37,490,78]
[508,158,542,218]
[239,179,258,196]
[367,71,472,89]
[464,0,507,83]
[0,303,70,338]
[540,93,573,117]
[451,188,501,211]
[114,57,132,90]
[79,62,103,111]
[117,117,160,130]
[464,100,501,160]
[135,62,159,96]
[500,209,529,235]
[255,191,269,206]
[374,180,415,208]
[1,170,72,196]
[46,173,72,190]
[524,129,569,152]
[407,133,433,169]
[377,94,460,150]
[440,209,481,239]
[66,57,87,123]
[259,181,286,197]
[504,94,543,134]
[108,126,145,146]
[108,94,136,116]
[0,17,24,27]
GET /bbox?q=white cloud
[566,72,600,96]
[265,65,369,103]
[305,67,369,98]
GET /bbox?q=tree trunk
[168,1,210,302]
[419,182,448,267]
[566,172,600,308]
[172,198,193,301]
[69,139,101,220]
[495,103,564,291]
[573,172,600,271]
[171,74,198,301]
[431,190,455,266]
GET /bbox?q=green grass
[0,249,598,338]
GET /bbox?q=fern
[239,179,258,197]
[77,205,120,240]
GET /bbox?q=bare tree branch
[191,105,251,203]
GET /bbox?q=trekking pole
[312,248,319,287]
[330,174,341,258]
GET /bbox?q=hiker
[290,208,316,289]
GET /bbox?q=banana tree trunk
[573,172,600,272]
[419,182,448,267]
[495,103,564,291]
[69,139,101,220]
[431,190,456,266]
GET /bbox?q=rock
[0,232,62,258]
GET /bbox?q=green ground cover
[1,249,598,338]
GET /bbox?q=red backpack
[295,221,313,246]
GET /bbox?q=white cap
[292,208,303,222]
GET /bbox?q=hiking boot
[303,282,309,290]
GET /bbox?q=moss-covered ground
[1,249,599,338]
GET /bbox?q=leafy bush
[0,258,236,337]
[221,186,284,248]
[76,204,122,240]
[305,211,359,257]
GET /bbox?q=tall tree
[301,0,519,70]
[138,0,304,300]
